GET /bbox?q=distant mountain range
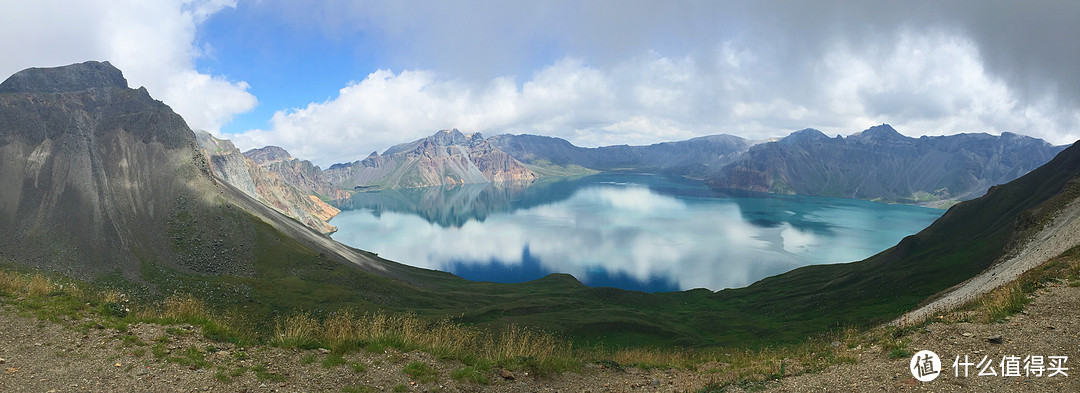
[300,126,1062,208]
[222,124,1063,232]
[707,125,1064,206]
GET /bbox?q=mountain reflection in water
[330,174,943,292]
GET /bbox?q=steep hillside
[707,124,1065,205]
[242,145,349,201]
[0,61,422,293]
[323,129,537,190]
[488,133,750,178]
[195,131,340,234]
[0,61,211,277]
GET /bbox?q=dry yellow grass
[611,347,697,369]
[976,282,1029,323]
[161,294,210,321]
[269,310,576,371]
[101,289,123,303]
[484,324,570,362]
[0,270,24,295]
[273,312,321,348]
[26,274,53,296]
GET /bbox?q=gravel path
[753,281,1079,392]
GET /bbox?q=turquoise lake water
[330,173,944,292]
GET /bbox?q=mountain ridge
[230,124,1061,209]
[195,131,341,234]
[707,123,1065,205]
[319,128,537,190]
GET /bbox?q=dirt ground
[0,284,1075,393]
[0,301,715,392]
[750,282,1079,393]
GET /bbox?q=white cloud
[234,27,1078,167]
[0,0,254,134]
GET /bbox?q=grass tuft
[27,274,53,297]
[273,313,320,349]
[977,282,1030,323]
[322,353,346,368]
[403,361,438,383]
[0,270,23,295]
[450,365,490,384]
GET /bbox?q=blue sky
[194,2,381,133]
[2,1,1079,167]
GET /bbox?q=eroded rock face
[0,61,252,276]
[323,129,537,190]
[243,146,349,201]
[195,132,340,234]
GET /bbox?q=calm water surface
[330,174,943,292]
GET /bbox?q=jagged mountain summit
[242,145,349,202]
[707,124,1065,206]
[321,129,537,190]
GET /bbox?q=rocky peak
[0,61,191,150]
[431,129,468,146]
[0,61,127,94]
[780,128,829,145]
[244,146,293,165]
[467,132,485,147]
[852,124,906,141]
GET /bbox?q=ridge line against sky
[2,0,1078,167]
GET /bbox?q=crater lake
[330,173,944,292]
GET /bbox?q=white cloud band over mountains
[235,26,1078,166]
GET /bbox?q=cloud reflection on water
[331,175,943,291]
